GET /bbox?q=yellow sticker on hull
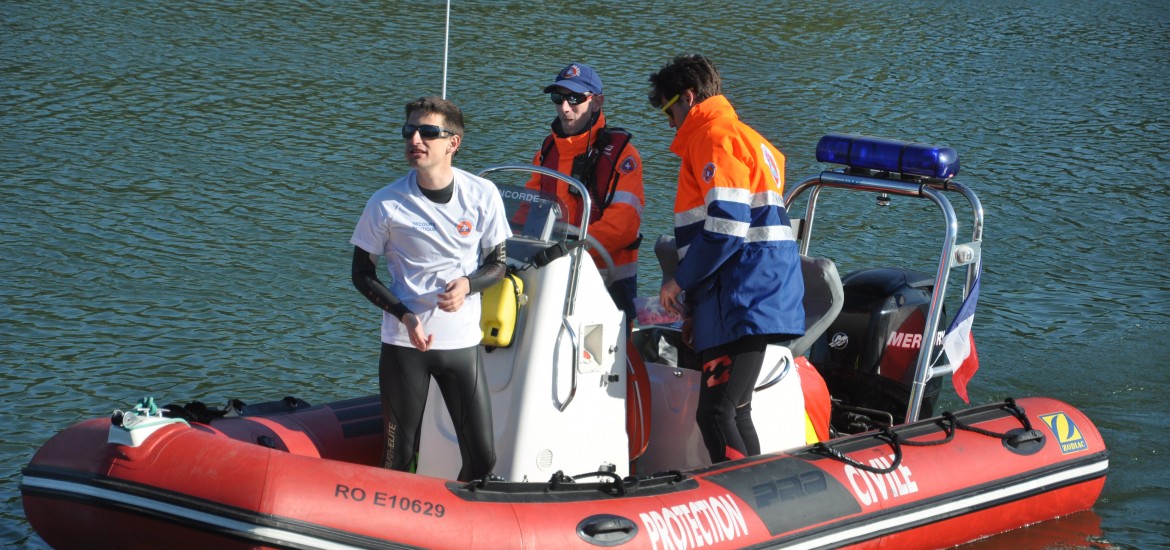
[1039,412,1088,454]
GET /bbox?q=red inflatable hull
[22,396,1107,549]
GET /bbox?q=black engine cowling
[810,267,944,428]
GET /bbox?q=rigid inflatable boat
[22,135,1108,549]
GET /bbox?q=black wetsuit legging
[379,343,495,482]
[696,334,768,463]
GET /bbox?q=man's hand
[402,313,434,352]
[437,277,471,312]
[659,278,684,317]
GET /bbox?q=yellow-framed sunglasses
[660,93,680,122]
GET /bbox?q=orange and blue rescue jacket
[669,95,805,352]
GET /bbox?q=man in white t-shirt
[350,96,511,481]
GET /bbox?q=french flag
[942,272,981,403]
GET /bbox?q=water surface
[3,1,1168,547]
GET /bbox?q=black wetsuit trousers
[378,343,496,482]
[696,334,768,463]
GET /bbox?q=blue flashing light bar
[815,134,960,179]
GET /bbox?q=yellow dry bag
[480,273,523,348]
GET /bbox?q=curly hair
[647,54,723,108]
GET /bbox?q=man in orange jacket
[650,54,806,463]
[527,63,645,329]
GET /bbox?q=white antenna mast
[441,0,451,98]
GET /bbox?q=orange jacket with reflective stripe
[526,113,644,282]
[669,95,805,351]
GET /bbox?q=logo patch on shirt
[456,219,473,236]
[619,156,637,174]
[762,145,781,186]
[703,162,717,183]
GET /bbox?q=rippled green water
[4,1,1169,547]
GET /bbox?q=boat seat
[651,235,843,357]
[783,255,844,357]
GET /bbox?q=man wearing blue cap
[525,63,645,331]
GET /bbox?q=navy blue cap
[543,63,603,95]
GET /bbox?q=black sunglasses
[550,92,592,106]
[401,124,455,140]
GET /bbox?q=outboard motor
[810,267,944,429]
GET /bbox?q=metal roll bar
[785,170,983,422]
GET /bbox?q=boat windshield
[496,183,570,243]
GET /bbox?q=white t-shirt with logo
[351,167,512,349]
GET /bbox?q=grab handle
[555,319,579,412]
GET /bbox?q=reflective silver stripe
[680,188,784,226]
[674,204,706,228]
[609,191,644,215]
[598,262,639,281]
[750,189,785,208]
[710,188,784,209]
[701,219,795,241]
[746,224,795,242]
[705,186,751,204]
[705,216,749,238]
[676,187,792,256]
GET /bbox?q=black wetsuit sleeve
[466,242,507,294]
[351,246,412,320]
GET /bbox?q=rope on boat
[461,469,689,496]
[948,397,1036,438]
[810,398,1041,474]
[160,396,308,423]
[811,427,905,475]
[947,397,1046,448]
